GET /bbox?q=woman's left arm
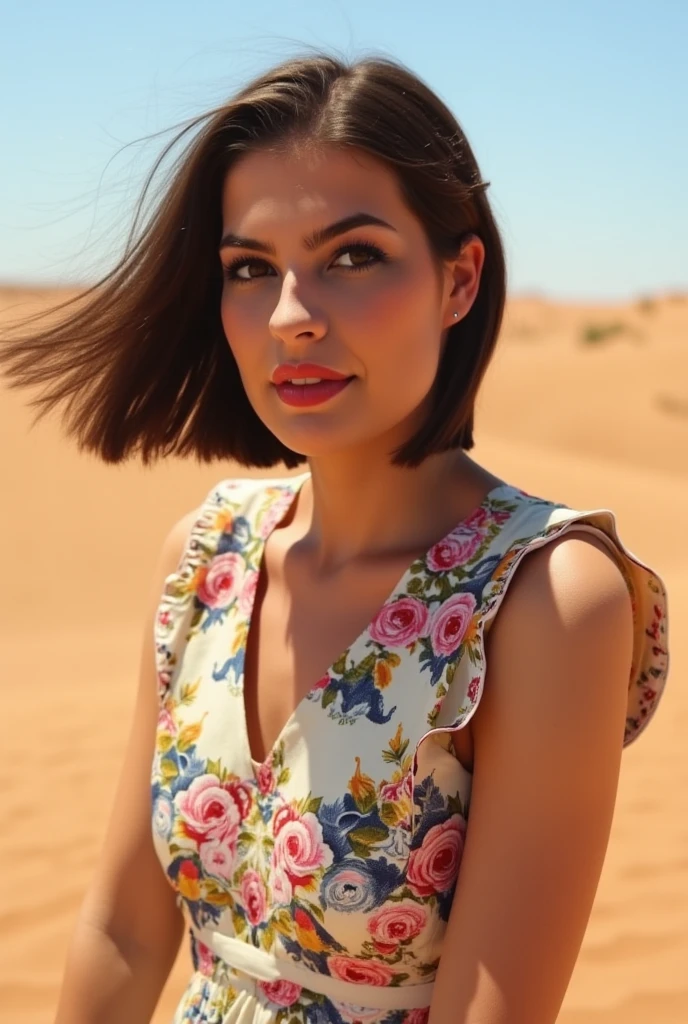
[429,531,635,1024]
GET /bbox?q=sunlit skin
[218,143,495,573]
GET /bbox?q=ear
[441,234,486,330]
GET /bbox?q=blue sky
[1,0,685,300]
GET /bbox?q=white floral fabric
[151,472,669,1023]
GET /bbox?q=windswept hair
[0,51,506,469]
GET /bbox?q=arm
[53,508,201,1024]
[431,530,634,1024]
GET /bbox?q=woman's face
[218,143,483,458]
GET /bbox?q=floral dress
[151,471,669,1024]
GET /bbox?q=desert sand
[1,285,686,1022]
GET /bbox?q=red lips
[271,362,351,385]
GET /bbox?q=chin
[265,422,369,459]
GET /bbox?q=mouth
[273,376,356,408]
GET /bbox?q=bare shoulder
[496,527,633,629]
[474,526,634,783]
[430,529,634,1022]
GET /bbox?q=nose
[268,271,328,346]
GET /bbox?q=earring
[453,312,458,318]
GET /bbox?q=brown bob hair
[0,51,506,469]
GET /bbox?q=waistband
[191,924,436,1011]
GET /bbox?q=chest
[241,539,474,772]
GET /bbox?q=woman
[1,52,669,1024]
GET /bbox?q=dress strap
[410,495,669,824]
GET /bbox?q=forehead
[220,144,409,227]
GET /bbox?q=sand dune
[1,286,686,1022]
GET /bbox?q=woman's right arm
[53,507,202,1024]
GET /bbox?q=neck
[288,444,501,577]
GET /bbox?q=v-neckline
[236,471,511,780]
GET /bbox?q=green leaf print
[179,678,201,705]
[232,909,247,934]
[447,792,465,817]
[331,651,348,675]
[351,787,377,815]
[418,957,441,975]
[322,686,337,708]
[189,606,204,632]
[305,899,325,923]
[379,801,402,827]
[436,574,456,602]
[347,651,377,683]
[262,921,276,950]
[348,836,372,858]
[389,972,410,986]
[160,760,179,782]
[347,825,389,848]
[273,909,293,936]
[206,757,227,782]
[204,888,234,908]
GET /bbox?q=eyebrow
[218,212,397,255]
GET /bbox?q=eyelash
[221,238,390,284]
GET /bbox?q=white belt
[191,925,435,1011]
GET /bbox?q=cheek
[220,292,263,373]
[353,277,442,388]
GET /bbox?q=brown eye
[223,258,273,282]
[331,242,388,271]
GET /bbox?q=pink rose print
[466,505,491,530]
[407,815,466,897]
[427,531,481,572]
[379,771,413,804]
[197,551,245,609]
[238,568,259,616]
[270,862,293,905]
[328,955,396,986]
[255,759,275,795]
[195,939,215,977]
[273,812,334,886]
[405,1010,430,1024]
[157,703,176,734]
[257,978,303,1007]
[273,803,300,835]
[369,597,430,647]
[240,869,268,926]
[157,669,171,696]
[367,902,427,948]
[226,779,253,820]
[258,492,294,539]
[430,593,476,657]
[467,675,480,704]
[199,837,237,879]
[175,775,241,845]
